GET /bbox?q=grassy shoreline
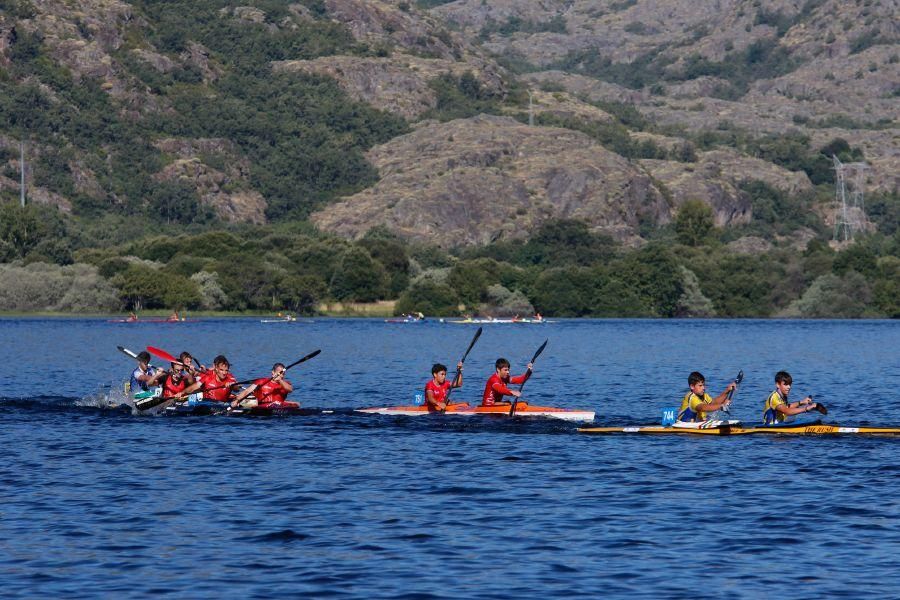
[0,300,399,319]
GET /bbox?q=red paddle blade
[147,345,180,364]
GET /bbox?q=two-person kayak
[357,403,594,422]
[579,420,900,435]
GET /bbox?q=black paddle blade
[815,403,828,416]
[135,396,169,411]
[735,370,744,385]
[530,339,549,363]
[286,349,321,370]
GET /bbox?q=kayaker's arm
[776,396,820,416]
[232,383,258,404]
[703,382,737,412]
[147,369,167,387]
[176,380,203,399]
[275,372,293,393]
[493,381,521,398]
[451,361,463,388]
[509,363,533,386]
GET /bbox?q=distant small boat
[107,317,193,323]
[261,315,297,323]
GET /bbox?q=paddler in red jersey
[482,357,532,406]
[424,362,464,411]
[231,362,294,409]
[176,355,237,403]
[159,361,189,398]
[179,351,205,385]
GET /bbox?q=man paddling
[159,361,189,399]
[676,371,736,422]
[176,355,237,403]
[129,351,164,393]
[482,358,532,406]
[179,351,206,385]
[763,371,824,424]
[231,362,294,409]
[424,362,464,411]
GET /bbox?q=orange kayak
[356,403,594,422]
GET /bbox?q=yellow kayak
[578,422,900,436]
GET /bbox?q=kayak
[260,317,296,323]
[229,402,328,417]
[578,420,900,436]
[356,403,595,422]
[384,318,425,323]
[164,399,229,415]
[108,318,193,323]
[164,399,324,416]
[448,318,516,324]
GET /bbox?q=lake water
[1,317,899,598]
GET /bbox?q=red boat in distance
[107,311,194,323]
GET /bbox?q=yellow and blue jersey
[678,392,714,422]
[763,390,787,424]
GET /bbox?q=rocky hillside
[0,0,896,246]
[432,0,898,191]
[311,114,819,247]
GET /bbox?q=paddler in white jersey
[129,351,164,393]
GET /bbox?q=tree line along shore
[0,204,896,319]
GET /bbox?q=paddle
[441,327,482,412]
[119,345,163,370]
[807,395,828,415]
[117,345,139,361]
[509,339,548,417]
[721,369,743,414]
[232,349,322,407]
[146,345,185,366]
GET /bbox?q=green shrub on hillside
[395,280,460,316]
[423,71,505,121]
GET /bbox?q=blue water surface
[1,318,899,599]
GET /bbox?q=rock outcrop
[154,138,267,224]
[312,114,670,247]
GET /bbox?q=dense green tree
[113,264,200,310]
[521,219,617,266]
[616,244,684,317]
[786,272,872,318]
[833,242,879,278]
[395,280,460,316]
[358,237,410,298]
[591,275,654,317]
[0,203,68,259]
[447,258,502,307]
[329,247,388,302]
[675,200,715,246]
[280,274,328,314]
[531,266,595,316]
[147,180,214,225]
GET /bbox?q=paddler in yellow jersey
[677,371,737,422]
[763,371,823,424]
